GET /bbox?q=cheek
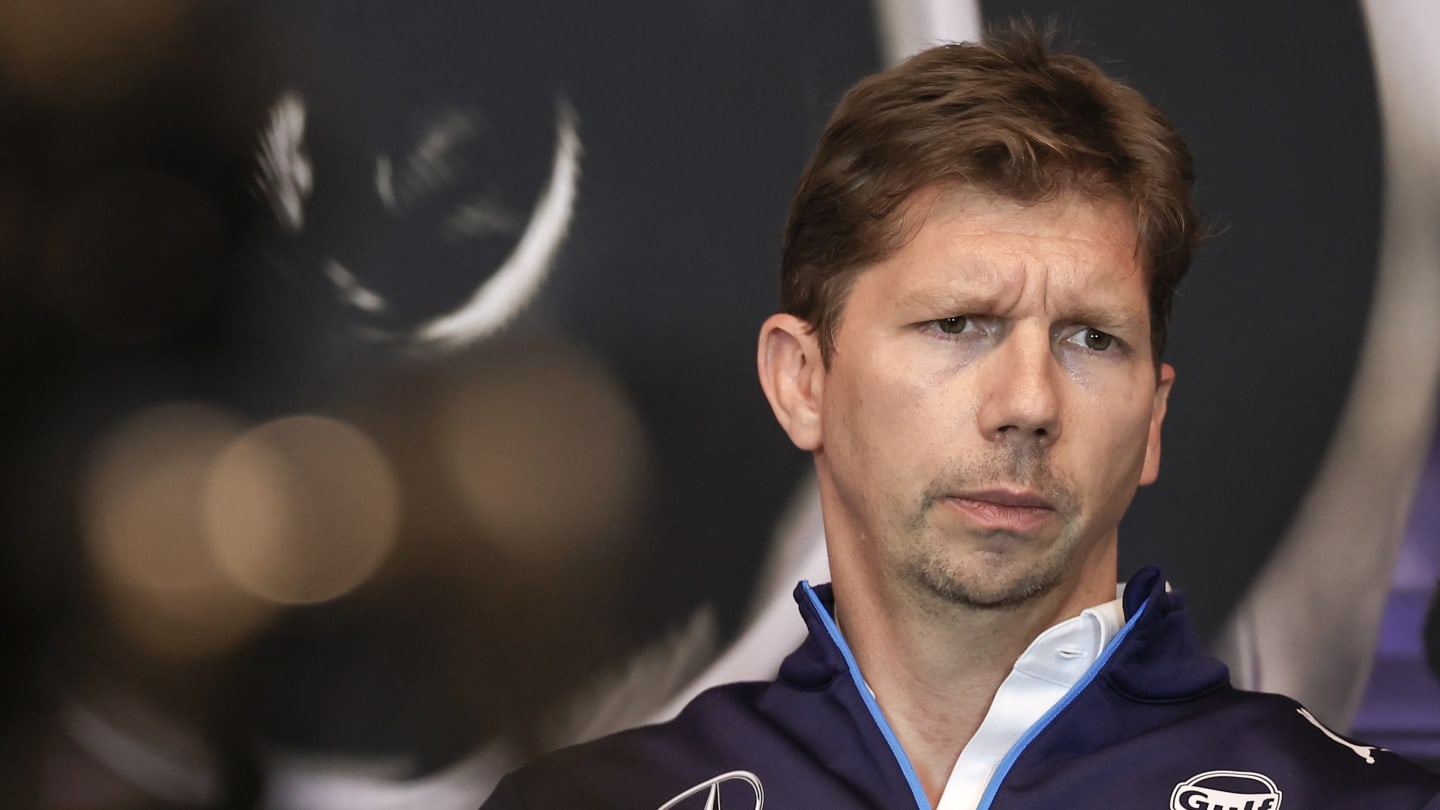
[1068,390,1154,465]
[878,368,960,445]
[827,362,944,467]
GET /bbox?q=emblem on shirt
[1170,770,1282,810]
[1296,706,1381,764]
[656,770,764,810]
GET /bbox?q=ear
[757,313,825,451]
[1138,362,1175,486]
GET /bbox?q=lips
[944,488,1056,534]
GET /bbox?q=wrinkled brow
[891,285,1147,332]
[1060,303,1148,333]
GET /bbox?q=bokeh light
[0,0,189,104]
[81,402,276,659]
[436,342,652,567]
[202,415,402,605]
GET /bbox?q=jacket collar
[1111,565,1231,700]
[780,567,1230,700]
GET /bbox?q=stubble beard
[896,453,1083,611]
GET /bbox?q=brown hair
[780,21,1201,364]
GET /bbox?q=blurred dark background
[0,1,1436,807]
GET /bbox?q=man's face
[811,189,1173,609]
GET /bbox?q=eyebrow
[1063,303,1148,332]
[892,286,1148,332]
[891,286,999,314]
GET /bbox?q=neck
[829,546,1116,805]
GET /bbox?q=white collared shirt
[934,593,1127,810]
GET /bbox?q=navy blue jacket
[482,567,1440,809]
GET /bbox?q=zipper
[974,597,1152,810]
[801,581,932,810]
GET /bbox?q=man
[481,23,1440,810]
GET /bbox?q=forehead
[858,187,1147,309]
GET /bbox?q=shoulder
[1094,571,1440,804]
[1012,683,1440,809]
[1162,688,1440,806]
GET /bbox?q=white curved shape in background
[261,740,517,810]
[256,91,313,234]
[1216,0,1440,729]
[61,697,221,808]
[408,98,582,351]
[648,475,828,722]
[872,0,984,62]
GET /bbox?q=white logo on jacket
[1296,706,1381,764]
[656,770,764,810]
[1170,770,1281,810]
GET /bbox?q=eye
[1062,327,1115,351]
[1082,329,1113,351]
[935,316,969,334]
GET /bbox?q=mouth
[942,488,1057,534]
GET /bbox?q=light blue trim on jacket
[801,581,932,810]
[975,596,1152,810]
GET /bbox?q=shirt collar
[1011,593,1126,687]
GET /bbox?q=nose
[976,327,1062,447]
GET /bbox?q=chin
[904,552,1064,611]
